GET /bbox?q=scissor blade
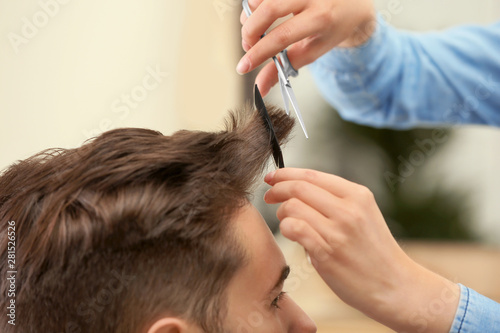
[273,56,290,115]
[243,1,307,139]
[280,81,290,115]
[284,83,309,138]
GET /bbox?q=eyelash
[271,291,286,309]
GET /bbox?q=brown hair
[0,105,294,333]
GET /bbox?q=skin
[225,204,317,332]
[147,203,317,333]
[146,169,459,333]
[264,168,460,333]
[238,0,377,96]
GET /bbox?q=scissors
[242,0,309,139]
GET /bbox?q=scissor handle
[242,0,308,139]
[280,50,299,78]
[242,1,298,80]
[242,0,252,17]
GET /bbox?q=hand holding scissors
[239,0,375,97]
[242,0,309,139]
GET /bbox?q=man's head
[0,106,316,332]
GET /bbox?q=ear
[146,317,194,333]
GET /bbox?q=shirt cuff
[450,284,500,332]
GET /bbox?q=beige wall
[373,0,500,28]
[0,0,242,171]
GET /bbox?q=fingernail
[264,170,276,183]
[236,57,250,75]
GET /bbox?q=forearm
[367,258,459,332]
[310,15,500,128]
[363,256,500,333]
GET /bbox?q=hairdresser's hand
[264,168,460,333]
[238,0,376,95]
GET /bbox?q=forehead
[232,204,286,266]
[225,204,287,314]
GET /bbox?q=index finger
[242,0,304,48]
[265,168,359,198]
[238,13,321,74]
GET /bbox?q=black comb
[254,84,285,169]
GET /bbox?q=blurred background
[1,0,499,332]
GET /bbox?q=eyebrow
[268,265,291,295]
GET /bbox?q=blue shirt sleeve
[450,284,500,332]
[309,15,500,129]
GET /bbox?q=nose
[287,297,317,333]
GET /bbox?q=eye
[271,291,286,309]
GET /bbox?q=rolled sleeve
[449,284,500,332]
[309,14,500,129]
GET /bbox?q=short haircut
[0,106,294,333]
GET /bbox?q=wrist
[338,10,377,48]
[371,258,460,333]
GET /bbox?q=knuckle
[356,184,374,201]
[261,1,278,18]
[288,219,305,235]
[290,181,308,197]
[303,169,318,183]
[274,24,293,48]
[328,232,348,250]
[345,203,362,221]
[337,204,362,233]
[312,243,333,261]
[260,0,286,19]
[241,25,251,43]
[281,198,302,215]
[310,3,335,27]
[316,10,333,27]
